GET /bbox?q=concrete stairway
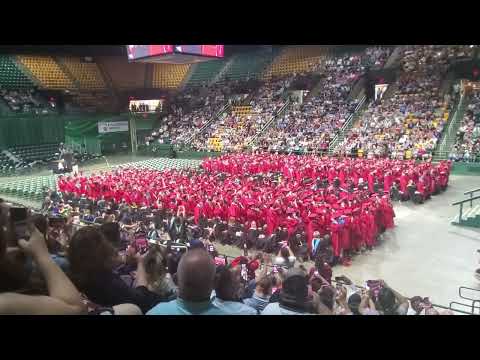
[433,94,467,161]
[328,94,367,153]
[452,203,480,228]
[384,46,406,69]
[247,100,291,147]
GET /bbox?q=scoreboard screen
[174,45,224,58]
[127,45,174,61]
[127,45,224,63]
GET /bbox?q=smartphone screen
[10,207,28,240]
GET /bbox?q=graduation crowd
[0,152,453,315]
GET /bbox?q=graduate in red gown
[58,154,455,265]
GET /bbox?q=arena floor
[1,155,479,309]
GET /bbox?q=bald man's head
[177,249,216,302]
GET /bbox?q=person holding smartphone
[0,202,86,314]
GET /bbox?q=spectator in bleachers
[451,92,480,162]
[0,87,53,114]
[147,248,227,315]
[257,47,392,153]
[336,45,463,159]
[212,263,257,314]
[261,268,312,315]
[67,226,166,314]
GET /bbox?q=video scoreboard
[126,45,224,64]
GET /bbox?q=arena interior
[1,45,480,315]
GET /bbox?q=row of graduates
[57,170,396,257]
[202,153,451,198]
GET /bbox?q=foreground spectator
[67,226,166,314]
[262,268,311,315]
[376,281,410,315]
[147,248,227,315]
[0,203,86,315]
[212,264,257,315]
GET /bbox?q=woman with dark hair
[67,226,167,314]
[99,222,121,249]
[274,245,296,269]
[143,246,176,300]
[376,281,409,315]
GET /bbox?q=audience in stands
[335,45,475,160]
[0,88,54,114]
[257,47,392,153]
[450,93,480,162]
[183,76,292,152]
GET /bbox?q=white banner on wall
[98,121,129,134]
[375,84,389,101]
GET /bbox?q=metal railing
[449,287,480,315]
[185,103,231,145]
[438,94,464,156]
[452,195,480,223]
[247,99,291,147]
[464,188,480,208]
[328,95,366,153]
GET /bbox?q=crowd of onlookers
[0,183,453,315]
[194,77,291,152]
[144,47,393,154]
[449,92,480,162]
[142,45,479,159]
[145,83,232,147]
[335,45,476,160]
[0,88,55,114]
[256,47,392,153]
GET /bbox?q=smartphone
[10,207,29,240]
[240,263,248,282]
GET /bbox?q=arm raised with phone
[0,205,86,315]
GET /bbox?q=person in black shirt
[67,227,169,314]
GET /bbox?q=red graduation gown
[330,221,342,257]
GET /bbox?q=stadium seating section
[117,157,201,171]
[59,57,107,89]
[152,63,190,89]
[0,55,35,88]
[263,46,329,79]
[207,137,223,152]
[220,51,273,82]
[97,57,147,89]
[186,60,227,87]
[17,55,75,89]
[0,152,14,175]
[231,105,252,117]
[9,143,60,163]
[0,175,58,202]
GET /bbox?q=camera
[10,207,29,241]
